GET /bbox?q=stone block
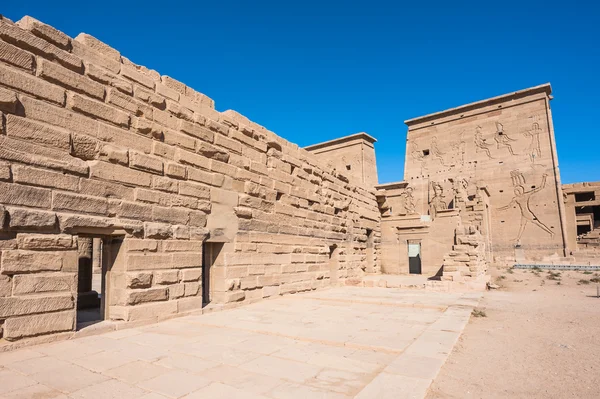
[0,275,11,297]
[0,63,65,105]
[52,191,109,215]
[0,294,74,317]
[18,16,70,49]
[184,282,200,297]
[181,268,202,282]
[179,119,214,143]
[16,233,74,250]
[152,206,189,225]
[120,64,155,89]
[0,182,52,208]
[13,165,79,192]
[179,181,210,200]
[165,163,186,179]
[0,250,68,274]
[12,273,76,295]
[134,86,165,109]
[0,40,34,70]
[8,208,57,230]
[168,283,185,299]
[89,161,152,187]
[37,59,104,100]
[68,93,129,127]
[129,151,163,174]
[144,222,172,239]
[5,115,71,151]
[3,310,75,341]
[127,253,172,271]
[0,86,17,112]
[127,287,168,305]
[126,273,153,289]
[74,33,120,61]
[154,270,179,285]
[107,88,153,118]
[0,20,82,71]
[86,63,132,95]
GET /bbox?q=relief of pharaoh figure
[524,122,542,163]
[474,125,493,159]
[498,173,554,246]
[429,181,447,219]
[494,122,517,156]
[400,186,416,215]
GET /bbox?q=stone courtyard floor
[0,287,480,399]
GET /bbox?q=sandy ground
[427,267,600,399]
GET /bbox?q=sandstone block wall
[0,15,380,342]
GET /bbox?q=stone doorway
[76,235,123,329]
[408,240,422,274]
[202,242,223,307]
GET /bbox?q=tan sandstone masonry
[0,15,381,342]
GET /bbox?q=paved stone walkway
[0,287,480,398]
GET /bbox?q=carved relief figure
[429,181,447,219]
[431,136,445,165]
[510,170,526,186]
[474,125,493,159]
[400,186,416,215]
[409,140,424,163]
[524,121,542,163]
[494,122,517,155]
[498,173,554,245]
[451,131,466,165]
[453,177,469,208]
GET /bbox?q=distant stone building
[0,15,596,346]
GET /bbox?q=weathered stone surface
[0,294,73,317]
[0,250,69,274]
[8,208,57,229]
[0,86,18,112]
[126,287,167,305]
[0,182,52,208]
[3,310,74,340]
[17,16,70,49]
[181,269,202,282]
[12,273,76,295]
[16,233,74,250]
[37,59,105,100]
[0,40,34,70]
[154,270,179,285]
[74,33,120,61]
[127,273,153,289]
[0,275,11,297]
[0,63,65,104]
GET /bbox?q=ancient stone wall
[0,15,380,342]
[404,84,567,263]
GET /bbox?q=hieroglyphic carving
[494,122,517,156]
[400,186,416,215]
[524,119,542,163]
[429,181,447,220]
[451,131,466,165]
[499,173,554,245]
[474,125,493,159]
[510,170,526,186]
[452,177,469,209]
[431,136,445,165]
[409,140,424,163]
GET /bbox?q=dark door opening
[408,241,422,274]
[202,242,223,307]
[76,235,122,328]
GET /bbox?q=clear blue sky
[3,1,599,184]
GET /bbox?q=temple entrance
[408,241,422,274]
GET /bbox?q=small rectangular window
[422,149,430,156]
[575,192,595,202]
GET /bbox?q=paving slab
[0,287,480,398]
